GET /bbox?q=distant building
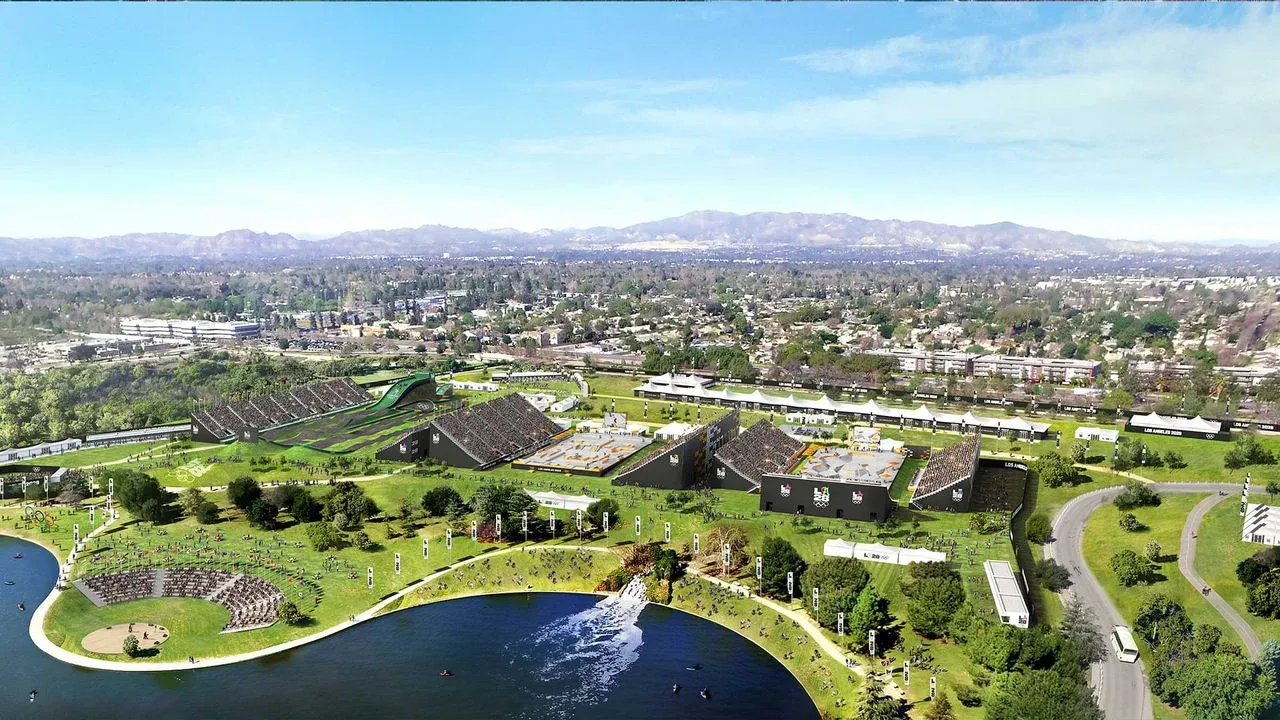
[972,355,1100,383]
[870,349,976,375]
[120,317,260,342]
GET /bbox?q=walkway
[1179,493,1261,658]
[684,566,902,698]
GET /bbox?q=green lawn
[1195,498,1280,644]
[1081,493,1228,720]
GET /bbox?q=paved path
[685,567,902,698]
[1047,482,1236,720]
[1179,493,1261,658]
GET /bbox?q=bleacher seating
[75,567,287,633]
[911,434,981,507]
[192,378,371,441]
[432,393,561,465]
[715,421,805,489]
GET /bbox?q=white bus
[1111,624,1140,663]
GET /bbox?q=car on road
[1111,624,1140,663]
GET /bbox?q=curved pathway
[1179,494,1261,658]
[1047,482,1238,720]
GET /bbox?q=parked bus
[1111,624,1140,663]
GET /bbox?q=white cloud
[634,12,1280,172]
[786,35,994,76]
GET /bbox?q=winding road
[1047,482,1256,720]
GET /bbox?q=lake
[0,535,818,719]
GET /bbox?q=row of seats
[76,568,286,633]
[912,434,981,503]
[715,421,805,488]
[193,378,371,440]
[434,393,561,462]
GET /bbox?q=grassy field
[349,369,412,385]
[1195,498,1280,644]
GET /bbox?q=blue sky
[1,3,1277,242]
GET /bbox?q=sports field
[513,432,651,476]
[792,446,903,486]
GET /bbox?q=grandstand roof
[1127,412,1222,435]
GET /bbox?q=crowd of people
[715,421,805,488]
[911,435,981,504]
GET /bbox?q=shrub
[1119,512,1143,532]
[1037,559,1072,592]
[352,531,373,551]
[421,486,463,517]
[1110,549,1154,587]
[1025,512,1052,544]
[122,634,141,658]
[277,600,308,625]
[305,521,344,551]
[1114,480,1160,511]
[954,684,982,707]
[1238,556,1266,586]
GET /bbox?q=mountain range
[0,211,1259,263]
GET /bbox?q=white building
[823,539,947,566]
[972,355,1100,383]
[1244,503,1280,546]
[785,412,836,426]
[120,317,260,341]
[869,349,976,375]
[1075,426,1120,443]
[984,560,1030,628]
[654,421,700,441]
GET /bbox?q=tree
[245,499,279,529]
[1163,451,1187,469]
[322,481,379,528]
[904,562,965,638]
[1145,541,1163,562]
[801,557,870,602]
[1238,556,1266,586]
[1025,512,1052,544]
[277,600,308,625]
[1135,594,1191,647]
[352,530,373,551]
[1169,651,1274,720]
[469,483,537,528]
[923,691,956,720]
[305,521,344,551]
[227,475,262,511]
[122,634,141,658]
[289,491,322,523]
[1268,481,1280,502]
[584,498,619,531]
[194,502,219,524]
[852,673,905,720]
[180,487,207,518]
[421,486,463,517]
[1070,441,1088,464]
[1060,596,1106,665]
[986,670,1102,720]
[108,469,170,523]
[1258,639,1280,690]
[1037,559,1072,592]
[760,537,806,599]
[1030,451,1082,489]
[1246,570,1280,618]
[1114,480,1161,510]
[1119,512,1143,532]
[845,585,890,640]
[1110,549,1154,586]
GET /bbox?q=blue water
[0,536,817,719]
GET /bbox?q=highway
[1046,482,1238,720]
